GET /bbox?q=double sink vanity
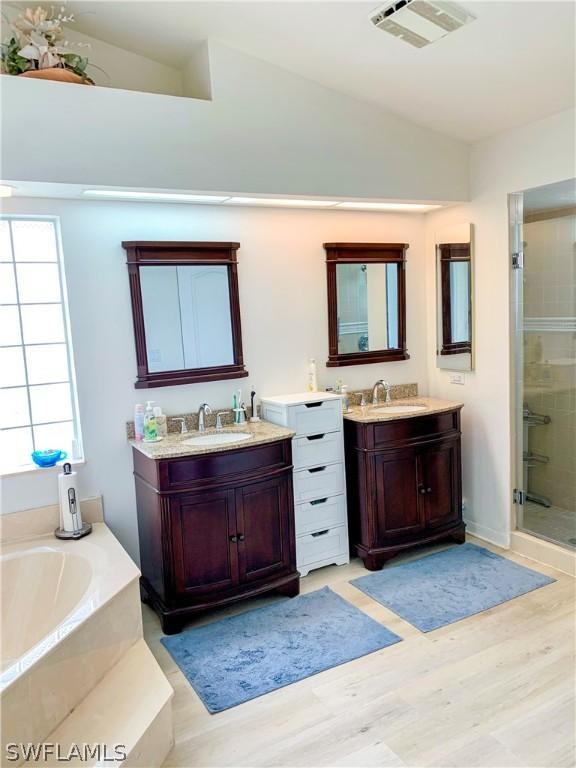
[123,239,469,633]
[131,390,464,634]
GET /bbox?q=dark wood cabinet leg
[276,576,300,598]
[363,553,386,571]
[160,613,185,635]
[451,525,466,544]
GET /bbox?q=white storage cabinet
[260,392,349,576]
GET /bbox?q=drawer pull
[306,433,325,441]
[304,402,323,408]
[310,497,328,506]
[311,529,329,537]
[308,466,326,473]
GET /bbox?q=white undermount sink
[372,404,428,414]
[183,432,253,447]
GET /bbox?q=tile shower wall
[523,215,576,513]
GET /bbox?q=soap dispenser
[144,401,158,442]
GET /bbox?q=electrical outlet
[449,373,465,385]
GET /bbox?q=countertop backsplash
[125,383,418,440]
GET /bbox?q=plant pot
[18,67,93,85]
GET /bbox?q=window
[0,218,83,473]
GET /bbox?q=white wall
[424,108,576,547]
[0,41,469,202]
[0,197,429,561]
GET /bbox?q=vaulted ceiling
[44,1,576,141]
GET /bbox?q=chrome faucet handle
[383,381,392,403]
[172,417,188,435]
[215,412,227,431]
[354,392,367,407]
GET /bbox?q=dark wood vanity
[133,437,299,633]
[344,406,465,569]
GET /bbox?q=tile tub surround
[343,396,464,424]
[1,525,140,749]
[124,383,419,439]
[130,420,295,460]
[0,497,104,544]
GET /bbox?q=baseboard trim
[510,531,575,577]
[463,518,510,549]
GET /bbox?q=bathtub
[1,524,143,755]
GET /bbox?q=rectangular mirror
[123,241,248,388]
[325,242,409,366]
[435,224,474,371]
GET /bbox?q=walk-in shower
[512,179,576,550]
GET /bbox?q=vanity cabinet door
[419,440,460,529]
[235,474,294,584]
[170,489,239,597]
[373,448,424,541]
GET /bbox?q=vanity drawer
[293,462,344,503]
[293,431,342,469]
[160,440,291,490]
[296,525,348,568]
[370,410,461,449]
[295,494,347,535]
[287,399,342,437]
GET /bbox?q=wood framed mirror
[123,241,248,388]
[324,242,409,367]
[435,223,474,371]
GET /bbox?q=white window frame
[0,215,84,474]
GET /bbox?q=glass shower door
[512,180,576,550]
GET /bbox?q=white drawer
[295,494,347,535]
[293,430,343,470]
[296,525,348,568]
[288,399,342,436]
[293,462,344,503]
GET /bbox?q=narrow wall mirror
[123,241,248,388]
[325,242,409,367]
[435,224,474,371]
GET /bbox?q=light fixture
[335,202,441,211]
[0,184,14,198]
[227,197,338,208]
[82,190,230,203]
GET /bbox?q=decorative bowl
[31,449,67,468]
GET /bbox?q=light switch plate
[449,373,465,385]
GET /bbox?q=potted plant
[1,6,94,84]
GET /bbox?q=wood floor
[142,536,576,768]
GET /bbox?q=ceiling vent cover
[370,0,476,48]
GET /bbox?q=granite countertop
[130,419,295,460]
[343,396,464,424]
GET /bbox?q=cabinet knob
[419,485,427,495]
[427,487,432,494]
[238,533,245,542]
[229,534,238,543]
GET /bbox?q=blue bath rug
[161,586,401,712]
[351,543,555,632]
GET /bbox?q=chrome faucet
[172,417,188,435]
[197,403,213,432]
[372,380,392,405]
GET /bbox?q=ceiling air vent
[369,0,476,48]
